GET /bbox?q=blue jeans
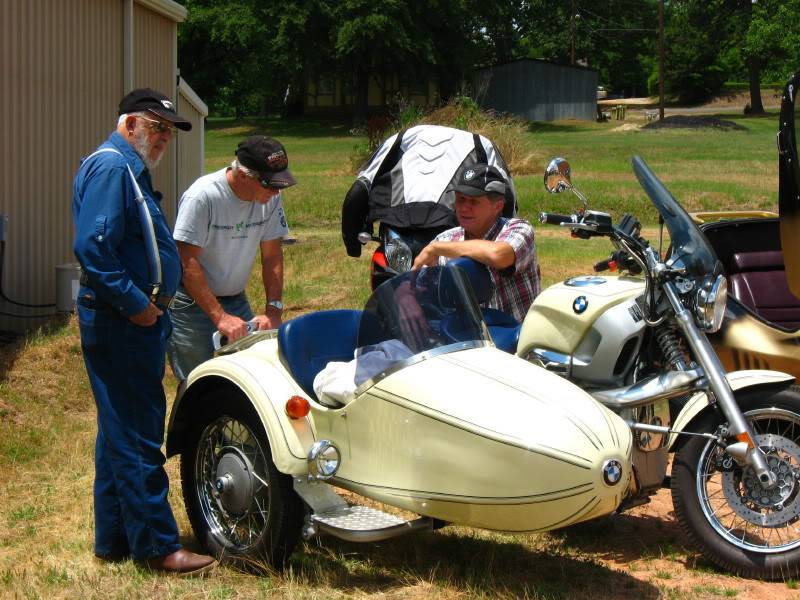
[167,288,254,382]
[77,288,181,560]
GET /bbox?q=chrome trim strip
[353,340,491,395]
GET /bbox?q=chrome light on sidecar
[695,274,728,333]
[307,440,341,481]
[384,237,413,273]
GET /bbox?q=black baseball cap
[453,164,507,197]
[235,135,297,189]
[118,88,192,131]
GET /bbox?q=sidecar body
[166,266,632,560]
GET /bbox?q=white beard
[131,127,163,171]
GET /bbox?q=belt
[80,271,172,310]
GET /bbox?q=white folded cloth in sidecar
[313,339,414,406]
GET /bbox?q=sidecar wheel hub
[214,447,255,516]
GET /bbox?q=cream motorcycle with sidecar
[165,264,634,569]
[164,163,800,582]
[513,154,800,580]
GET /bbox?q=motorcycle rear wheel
[672,384,800,580]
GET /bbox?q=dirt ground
[590,488,800,599]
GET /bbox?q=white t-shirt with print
[173,168,289,296]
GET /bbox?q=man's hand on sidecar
[216,313,250,342]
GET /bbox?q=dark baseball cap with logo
[453,164,507,197]
[118,88,192,131]
[235,135,297,189]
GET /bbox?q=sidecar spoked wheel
[672,385,800,580]
[181,391,303,569]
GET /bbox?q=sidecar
[165,265,632,566]
[700,72,800,378]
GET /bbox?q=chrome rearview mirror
[544,157,589,208]
[544,158,572,193]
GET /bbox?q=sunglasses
[246,173,282,191]
[138,115,178,135]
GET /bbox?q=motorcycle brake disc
[720,433,800,527]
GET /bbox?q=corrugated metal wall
[176,80,208,203]
[134,2,177,222]
[0,0,191,332]
[0,0,123,330]
[476,59,598,122]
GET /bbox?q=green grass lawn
[0,110,791,599]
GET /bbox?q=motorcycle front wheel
[672,384,800,580]
[180,390,304,570]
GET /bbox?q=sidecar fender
[166,353,315,476]
[668,369,795,450]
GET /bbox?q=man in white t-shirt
[167,135,296,382]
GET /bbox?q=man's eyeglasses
[138,115,178,135]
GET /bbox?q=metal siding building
[0,0,207,332]
[475,59,598,122]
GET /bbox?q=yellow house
[304,73,439,115]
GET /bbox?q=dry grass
[2,112,797,598]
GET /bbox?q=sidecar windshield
[632,155,721,278]
[353,265,492,388]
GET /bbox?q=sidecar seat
[448,257,521,353]
[278,310,363,401]
[728,251,800,330]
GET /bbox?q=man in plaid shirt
[412,164,540,322]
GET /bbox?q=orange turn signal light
[608,260,618,272]
[286,395,311,419]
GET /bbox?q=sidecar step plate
[311,505,432,542]
[313,505,406,530]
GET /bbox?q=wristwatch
[267,300,284,311]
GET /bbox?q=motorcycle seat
[728,250,800,330]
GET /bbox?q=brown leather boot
[145,549,217,576]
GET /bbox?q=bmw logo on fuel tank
[573,296,588,314]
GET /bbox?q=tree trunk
[747,57,765,115]
[352,65,370,126]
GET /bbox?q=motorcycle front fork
[662,281,777,488]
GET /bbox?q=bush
[348,96,536,176]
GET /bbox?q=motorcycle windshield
[354,266,491,388]
[632,155,720,278]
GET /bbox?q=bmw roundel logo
[602,459,623,486]
[464,169,476,181]
[573,296,588,314]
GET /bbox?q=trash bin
[55,263,81,313]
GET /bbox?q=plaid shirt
[435,217,541,321]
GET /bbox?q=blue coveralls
[72,131,182,560]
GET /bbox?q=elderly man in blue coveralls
[72,88,215,575]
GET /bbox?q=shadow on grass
[528,120,601,134]
[206,116,356,139]
[0,315,70,385]
[286,527,661,599]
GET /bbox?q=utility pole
[570,0,576,65]
[658,0,665,120]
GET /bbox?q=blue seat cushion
[278,310,363,399]
[483,308,520,353]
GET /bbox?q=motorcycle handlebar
[594,257,613,272]
[538,212,577,226]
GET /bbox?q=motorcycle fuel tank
[517,276,647,386]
